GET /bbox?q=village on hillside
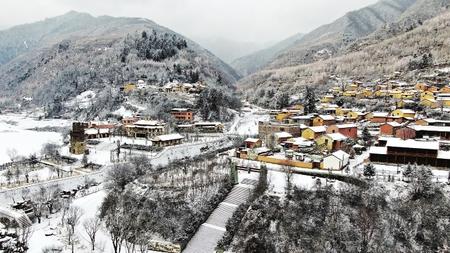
[233,79,450,175]
[2,1,450,252]
[0,76,450,252]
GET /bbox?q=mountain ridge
[0,11,241,119]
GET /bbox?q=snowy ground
[27,189,111,253]
[228,109,268,136]
[0,113,70,164]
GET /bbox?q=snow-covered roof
[409,125,450,133]
[285,137,314,147]
[318,115,335,120]
[245,138,260,143]
[385,122,402,127]
[422,118,450,124]
[152,134,184,142]
[327,133,348,141]
[290,115,313,120]
[437,151,450,160]
[372,112,389,117]
[396,109,415,114]
[171,108,190,112]
[134,120,163,126]
[253,147,271,154]
[351,111,367,116]
[275,132,293,139]
[308,126,327,133]
[369,146,387,155]
[194,122,222,127]
[335,123,357,129]
[330,150,350,160]
[386,139,439,150]
[85,128,110,135]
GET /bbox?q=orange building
[171,108,194,121]
[380,122,403,136]
[326,124,358,139]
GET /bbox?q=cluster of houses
[326,80,450,109]
[236,80,450,170]
[69,108,224,155]
[120,80,206,94]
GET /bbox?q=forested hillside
[227,166,450,253]
[0,11,240,119]
[240,10,450,106]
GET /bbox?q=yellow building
[69,141,86,155]
[415,83,429,91]
[420,98,438,109]
[123,83,137,93]
[346,83,359,91]
[289,104,305,111]
[321,95,334,103]
[347,111,367,120]
[275,112,292,122]
[391,109,416,118]
[420,91,434,101]
[374,90,388,97]
[396,99,415,108]
[439,86,450,94]
[315,133,347,152]
[401,91,415,100]
[363,89,373,98]
[389,90,403,99]
[343,91,357,97]
[437,97,450,107]
[301,126,327,140]
[335,108,352,117]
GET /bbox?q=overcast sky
[0,0,379,43]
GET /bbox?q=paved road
[183,179,257,253]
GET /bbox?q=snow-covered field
[28,190,109,253]
[0,114,70,164]
[228,109,269,136]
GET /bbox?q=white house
[137,80,147,89]
[322,150,350,170]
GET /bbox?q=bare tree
[65,206,84,253]
[41,143,61,158]
[282,165,293,197]
[106,209,126,253]
[83,216,102,251]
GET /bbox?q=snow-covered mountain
[0,11,240,117]
[230,33,304,76]
[237,0,450,106]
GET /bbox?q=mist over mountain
[193,36,272,64]
[231,33,304,76]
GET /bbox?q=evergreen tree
[304,86,317,114]
[363,163,376,179]
[82,154,88,166]
[403,163,413,180]
[362,127,371,145]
